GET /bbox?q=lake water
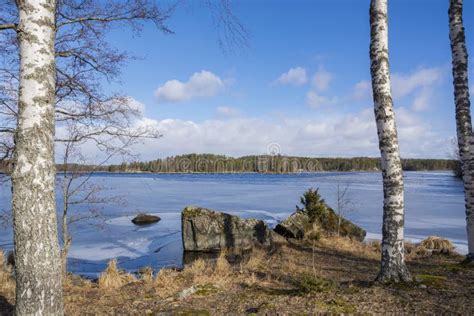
[0,171,467,277]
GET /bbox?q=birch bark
[449,0,474,261]
[12,0,64,314]
[369,0,412,282]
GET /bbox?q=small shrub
[298,188,327,222]
[295,272,335,294]
[304,222,322,241]
[98,259,136,290]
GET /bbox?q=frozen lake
[0,171,467,277]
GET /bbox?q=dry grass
[214,251,232,277]
[0,250,15,294]
[154,267,184,298]
[98,259,136,290]
[138,266,154,283]
[319,236,379,260]
[0,236,472,315]
[245,247,267,271]
[418,236,454,254]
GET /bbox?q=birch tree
[1,0,170,313]
[0,1,246,312]
[449,0,474,262]
[10,0,64,314]
[369,0,412,282]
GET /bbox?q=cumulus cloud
[391,67,442,99]
[154,70,225,103]
[216,106,240,118]
[312,68,333,92]
[411,88,433,112]
[126,97,146,114]
[274,67,308,86]
[306,91,337,108]
[126,106,447,161]
[351,67,444,111]
[303,67,336,108]
[352,80,372,100]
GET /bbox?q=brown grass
[0,250,15,294]
[319,236,379,260]
[418,236,454,253]
[138,266,154,283]
[98,259,136,290]
[214,251,232,277]
[245,247,267,271]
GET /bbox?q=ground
[1,237,473,315]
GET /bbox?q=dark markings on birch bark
[12,0,64,314]
[449,0,474,262]
[369,0,412,282]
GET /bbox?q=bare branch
[0,24,17,31]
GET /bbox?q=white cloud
[126,97,146,114]
[391,67,443,99]
[312,68,333,92]
[306,91,337,108]
[411,88,433,112]
[127,107,447,161]
[470,84,474,96]
[216,106,240,118]
[274,67,308,86]
[352,80,372,100]
[154,70,225,103]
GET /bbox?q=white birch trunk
[449,0,474,261]
[369,0,412,282]
[12,0,64,314]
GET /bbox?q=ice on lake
[0,171,467,277]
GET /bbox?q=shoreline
[0,169,456,176]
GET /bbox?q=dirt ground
[1,237,473,315]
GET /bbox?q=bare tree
[1,1,247,312]
[0,0,171,313]
[369,0,412,283]
[448,137,462,178]
[448,0,474,263]
[335,182,355,237]
[57,95,160,277]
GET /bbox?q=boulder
[181,206,274,251]
[274,205,366,242]
[274,211,309,239]
[131,213,161,225]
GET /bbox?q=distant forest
[0,154,458,174]
[60,154,458,174]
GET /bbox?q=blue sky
[102,0,474,160]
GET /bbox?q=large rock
[132,213,161,225]
[181,206,274,251]
[274,205,366,242]
[274,211,309,239]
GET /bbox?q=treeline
[105,154,457,173]
[0,154,459,174]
